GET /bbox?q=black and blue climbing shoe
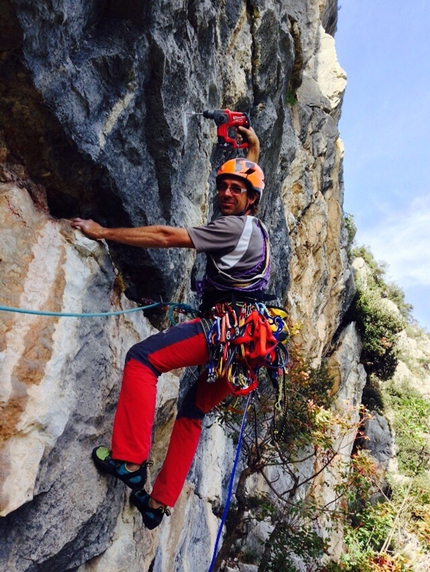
[130,490,171,530]
[92,446,151,491]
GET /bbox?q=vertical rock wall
[0,0,362,570]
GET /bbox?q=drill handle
[203,109,250,149]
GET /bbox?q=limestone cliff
[0,1,360,570]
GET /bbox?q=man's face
[217,177,257,216]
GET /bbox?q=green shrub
[351,246,413,321]
[214,331,365,570]
[351,246,386,286]
[343,213,357,255]
[350,247,406,380]
[384,381,430,476]
[260,517,329,572]
[352,284,404,380]
[286,90,298,106]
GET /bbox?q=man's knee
[126,340,159,375]
[177,384,205,420]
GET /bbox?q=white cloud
[357,194,430,287]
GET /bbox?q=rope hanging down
[208,391,252,572]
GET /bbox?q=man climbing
[71,126,271,530]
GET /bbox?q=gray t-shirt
[187,215,270,293]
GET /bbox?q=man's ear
[247,192,258,206]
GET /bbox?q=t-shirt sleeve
[187,216,245,254]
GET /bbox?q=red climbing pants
[111,318,232,507]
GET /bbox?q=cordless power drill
[203,109,250,149]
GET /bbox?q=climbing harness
[205,302,289,396]
[207,391,253,572]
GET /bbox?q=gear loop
[205,301,289,396]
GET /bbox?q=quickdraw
[206,302,289,396]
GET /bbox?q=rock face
[362,413,393,466]
[394,327,430,398]
[0,0,361,570]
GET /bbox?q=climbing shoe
[130,490,171,530]
[92,446,151,491]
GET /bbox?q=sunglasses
[217,182,247,195]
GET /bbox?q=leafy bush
[351,246,412,321]
[352,285,404,380]
[286,90,298,106]
[343,212,357,255]
[260,516,329,572]
[339,376,430,571]
[273,347,335,452]
[339,480,430,571]
[341,502,396,568]
[383,381,430,476]
[349,247,406,380]
[214,328,368,570]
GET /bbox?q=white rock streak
[98,88,136,149]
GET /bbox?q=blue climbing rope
[0,301,197,319]
[208,392,252,572]
[0,303,160,318]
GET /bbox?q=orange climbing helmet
[216,158,265,200]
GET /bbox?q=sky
[334,0,430,331]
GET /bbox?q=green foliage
[353,286,403,380]
[350,247,406,380]
[406,483,430,547]
[347,501,395,551]
[274,351,336,453]
[342,449,383,505]
[339,480,430,571]
[405,321,430,340]
[260,518,329,572]
[215,317,426,570]
[239,547,259,564]
[214,331,368,570]
[351,246,413,321]
[338,375,430,571]
[343,212,357,255]
[383,380,430,476]
[396,328,430,380]
[384,283,414,321]
[337,453,400,571]
[286,90,298,106]
[352,246,387,284]
[337,502,397,572]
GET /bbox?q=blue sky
[335,0,430,331]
